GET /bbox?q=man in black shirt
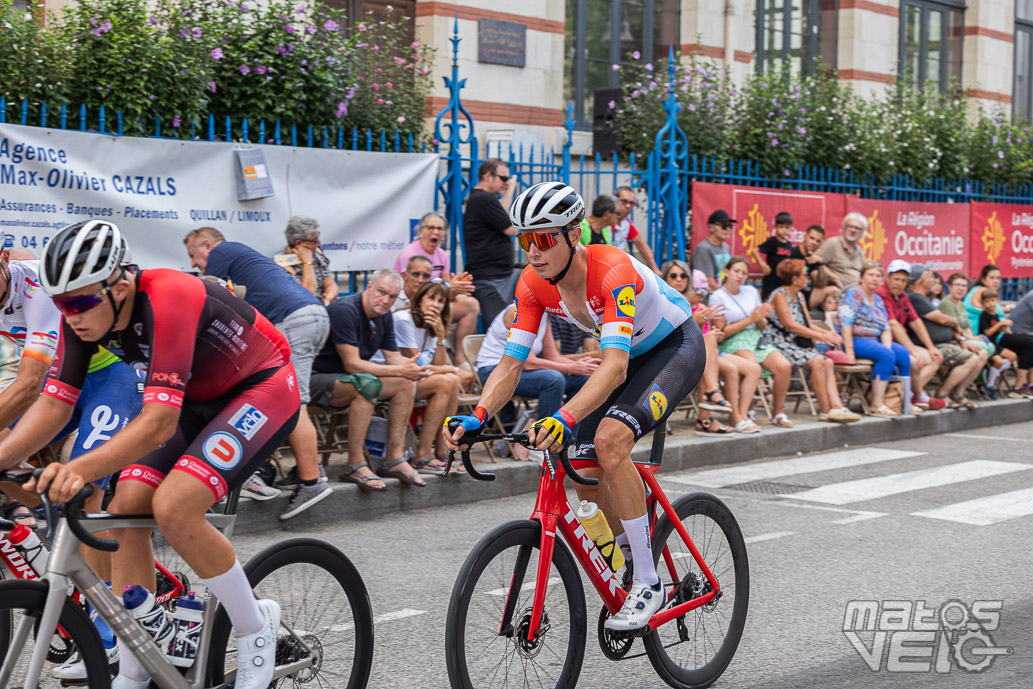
[310,269,430,491]
[790,224,832,309]
[463,158,519,326]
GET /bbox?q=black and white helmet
[509,182,585,232]
[39,220,127,295]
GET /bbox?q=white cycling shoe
[234,599,281,689]
[604,579,666,633]
[51,645,119,679]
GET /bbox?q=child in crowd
[978,289,1024,397]
[813,288,846,363]
[822,288,843,330]
[752,211,795,300]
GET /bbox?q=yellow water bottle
[576,500,625,572]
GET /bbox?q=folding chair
[788,366,818,416]
[835,359,874,415]
[462,335,539,460]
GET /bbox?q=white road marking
[664,449,926,488]
[945,433,1028,444]
[912,487,1033,526]
[744,531,797,544]
[771,501,888,523]
[328,608,427,633]
[486,577,562,597]
[785,460,1032,505]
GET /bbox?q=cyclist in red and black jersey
[445,182,706,633]
[2,221,297,689]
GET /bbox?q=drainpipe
[724,0,734,69]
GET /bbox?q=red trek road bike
[442,425,750,689]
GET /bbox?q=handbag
[792,291,814,349]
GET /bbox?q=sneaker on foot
[279,482,333,520]
[604,579,666,633]
[828,408,861,423]
[274,465,327,489]
[985,385,999,400]
[241,473,281,501]
[235,599,281,689]
[51,645,119,679]
[910,396,930,410]
[925,397,947,411]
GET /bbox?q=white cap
[886,259,911,275]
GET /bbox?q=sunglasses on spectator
[495,174,510,183]
[667,272,689,280]
[408,271,432,280]
[422,225,445,232]
[693,288,710,298]
[430,277,451,290]
[844,224,866,232]
[53,280,117,316]
[619,198,638,206]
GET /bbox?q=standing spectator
[876,260,946,411]
[907,267,986,408]
[838,263,910,417]
[766,259,860,422]
[692,210,734,291]
[463,158,519,327]
[978,290,1033,395]
[1007,288,1033,337]
[276,216,339,305]
[710,257,794,428]
[791,224,834,308]
[814,212,867,290]
[184,227,333,520]
[310,270,430,491]
[581,195,620,245]
[751,211,795,300]
[392,281,469,472]
[612,186,661,274]
[394,212,480,366]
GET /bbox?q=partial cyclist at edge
[444,181,706,632]
[0,220,300,689]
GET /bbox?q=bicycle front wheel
[445,520,587,689]
[645,492,749,689]
[206,538,374,689]
[0,579,111,688]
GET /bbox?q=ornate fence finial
[434,14,478,271]
[650,45,689,263]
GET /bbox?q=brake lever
[40,492,56,541]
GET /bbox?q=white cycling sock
[201,561,265,635]
[620,515,659,586]
[115,595,149,681]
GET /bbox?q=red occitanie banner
[691,182,845,276]
[845,198,970,276]
[970,203,1033,278]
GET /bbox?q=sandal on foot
[699,390,733,413]
[410,456,448,473]
[377,458,426,487]
[340,461,388,493]
[772,413,794,428]
[870,405,898,418]
[695,418,733,434]
[732,419,761,434]
[952,397,979,410]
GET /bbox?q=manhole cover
[724,480,811,494]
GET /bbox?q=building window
[755,1,838,75]
[899,0,963,93]
[565,0,680,129]
[1017,1,1033,121]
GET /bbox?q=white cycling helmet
[40,220,127,295]
[509,181,586,232]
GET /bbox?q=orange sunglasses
[517,220,587,252]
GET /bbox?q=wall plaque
[478,18,526,68]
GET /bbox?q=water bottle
[576,500,625,572]
[416,347,436,366]
[167,592,204,667]
[123,585,176,652]
[7,524,49,577]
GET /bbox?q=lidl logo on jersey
[202,431,243,470]
[646,384,667,422]
[612,285,636,320]
[229,403,268,441]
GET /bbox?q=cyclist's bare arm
[26,402,180,502]
[0,355,48,429]
[0,394,73,471]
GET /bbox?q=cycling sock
[621,515,658,586]
[115,595,150,681]
[615,532,632,563]
[201,561,265,636]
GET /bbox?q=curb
[234,398,1033,535]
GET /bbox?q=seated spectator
[751,211,795,300]
[692,210,734,291]
[963,265,1006,327]
[275,215,339,305]
[978,290,1033,396]
[394,212,480,366]
[549,313,600,357]
[1006,284,1033,337]
[877,260,946,411]
[710,257,794,428]
[671,265,761,434]
[581,195,621,245]
[818,287,843,331]
[838,262,911,417]
[390,281,472,472]
[476,304,599,435]
[310,269,429,492]
[906,267,986,409]
[395,254,478,369]
[767,259,860,422]
[612,186,660,273]
[929,272,945,308]
[791,224,834,309]
[814,212,867,291]
[940,273,996,359]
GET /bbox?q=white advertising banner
[0,123,437,272]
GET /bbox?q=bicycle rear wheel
[206,538,374,689]
[645,492,749,689]
[445,520,587,689]
[0,579,111,688]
